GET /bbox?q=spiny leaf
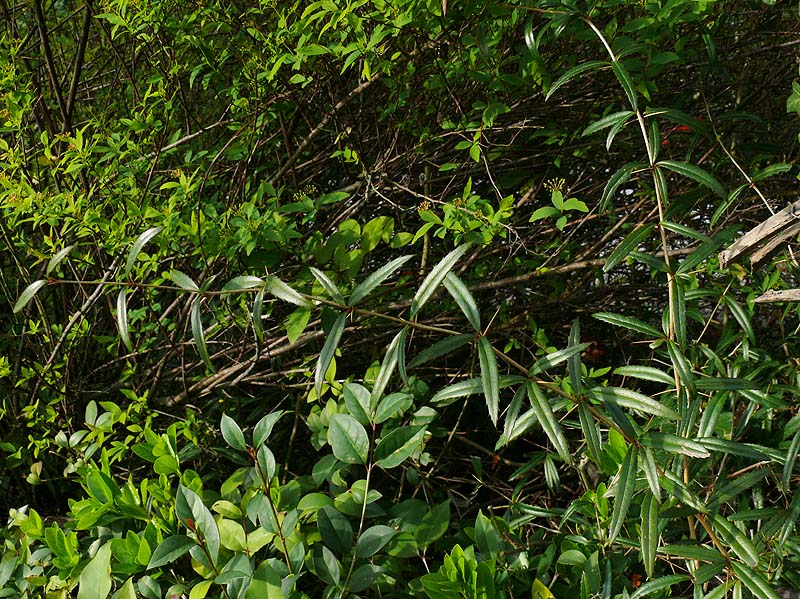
[265,275,311,307]
[222,275,265,293]
[169,270,199,291]
[411,244,470,317]
[545,60,608,101]
[310,267,345,304]
[443,272,480,331]
[349,255,412,306]
[608,444,638,543]
[527,381,571,463]
[657,160,725,197]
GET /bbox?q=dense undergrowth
[2,0,800,597]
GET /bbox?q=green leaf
[374,392,413,424]
[349,564,383,593]
[177,485,220,565]
[411,244,470,317]
[546,60,608,101]
[614,365,673,385]
[579,403,602,463]
[527,381,572,463]
[356,525,398,558]
[46,245,75,276]
[254,411,284,447]
[317,505,353,553]
[265,275,311,307]
[77,542,112,599]
[660,470,707,513]
[783,429,800,491]
[371,327,407,403]
[169,269,199,291]
[191,297,215,372]
[477,336,500,426]
[408,334,472,369]
[147,535,195,569]
[640,447,661,499]
[125,226,162,277]
[694,377,759,391]
[611,60,637,111]
[252,289,265,343]
[14,279,47,314]
[657,160,725,197]
[328,413,369,464]
[222,275,265,293]
[603,224,655,273]
[530,343,590,376]
[600,163,643,212]
[310,267,345,304]
[711,514,759,568]
[116,288,133,352]
[315,313,346,398]
[641,432,710,458]
[591,387,679,420]
[349,255,412,305]
[629,575,691,599]
[582,110,634,137]
[568,319,582,393]
[640,491,659,578]
[285,306,312,344]
[221,413,246,451]
[375,426,426,469]
[730,561,781,599]
[609,445,638,543]
[343,382,372,425]
[443,272,480,331]
[723,296,755,343]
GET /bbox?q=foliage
[2,0,800,598]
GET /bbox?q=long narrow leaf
[593,312,662,338]
[310,267,345,304]
[601,163,643,212]
[527,381,571,463]
[582,110,634,137]
[711,514,759,568]
[252,289,265,343]
[411,245,470,317]
[611,60,637,111]
[530,343,590,376]
[614,365,673,385]
[125,226,162,277]
[591,387,679,420]
[191,297,215,372]
[641,432,710,459]
[443,272,480,331]
[657,160,725,197]
[169,270,200,291]
[408,334,472,369]
[265,275,312,307]
[730,561,781,599]
[783,429,800,492]
[13,280,47,314]
[603,224,655,273]
[116,288,133,352]
[46,245,75,276]
[545,60,608,101]
[640,447,661,499]
[578,403,601,463]
[609,445,638,543]
[348,255,412,306]
[477,336,500,426]
[640,491,659,578]
[371,328,407,403]
[568,318,582,393]
[315,313,346,398]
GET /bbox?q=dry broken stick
[718,200,800,269]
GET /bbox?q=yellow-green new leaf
[77,542,112,599]
[477,336,500,426]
